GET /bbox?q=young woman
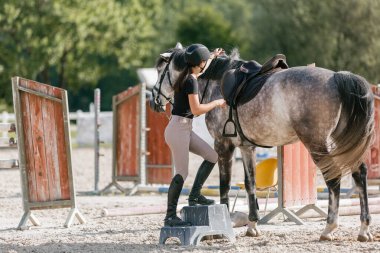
[164,44,226,227]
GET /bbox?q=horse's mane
[200,48,244,80]
[156,47,245,81]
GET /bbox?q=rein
[200,79,210,104]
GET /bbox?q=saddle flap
[221,69,238,105]
[240,60,262,74]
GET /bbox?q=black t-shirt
[172,75,199,118]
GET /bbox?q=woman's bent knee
[207,150,218,164]
[176,170,188,180]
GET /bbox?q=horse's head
[149,44,186,112]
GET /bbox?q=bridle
[152,56,174,110]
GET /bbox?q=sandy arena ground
[1,147,380,252]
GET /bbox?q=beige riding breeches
[164,115,218,179]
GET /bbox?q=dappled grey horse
[150,46,374,242]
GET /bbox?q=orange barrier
[260,144,326,225]
[146,101,172,184]
[366,94,380,180]
[282,143,317,207]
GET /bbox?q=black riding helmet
[185,44,210,66]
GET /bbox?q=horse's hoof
[245,230,257,237]
[245,228,260,237]
[319,234,333,241]
[357,233,373,242]
[357,235,368,242]
[246,221,261,237]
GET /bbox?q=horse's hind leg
[215,139,235,210]
[240,146,261,237]
[307,143,340,241]
[352,163,373,242]
[320,176,341,241]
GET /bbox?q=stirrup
[223,106,237,137]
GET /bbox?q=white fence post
[1,111,9,138]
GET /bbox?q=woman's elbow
[191,110,200,116]
[191,108,201,116]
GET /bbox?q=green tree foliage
[250,0,380,83]
[1,0,380,111]
[150,1,183,62]
[0,0,162,109]
[173,0,254,55]
[196,0,255,58]
[176,5,236,51]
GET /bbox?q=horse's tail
[320,71,374,181]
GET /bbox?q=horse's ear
[175,42,183,49]
[160,52,172,62]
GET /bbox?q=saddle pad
[221,69,239,105]
[236,69,279,105]
[221,68,285,106]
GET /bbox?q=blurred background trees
[1,0,379,111]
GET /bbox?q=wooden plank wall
[114,86,140,179]
[366,95,380,179]
[17,78,70,204]
[146,103,172,184]
[282,143,317,207]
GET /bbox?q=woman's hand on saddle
[214,99,227,108]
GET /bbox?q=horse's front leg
[352,163,373,242]
[215,139,235,210]
[320,176,341,241]
[240,146,261,237]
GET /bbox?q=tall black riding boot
[164,174,192,227]
[189,160,216,206]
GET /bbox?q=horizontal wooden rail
[0,159,18,169]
